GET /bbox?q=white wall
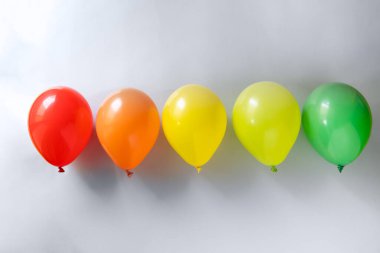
[0,0,379,252]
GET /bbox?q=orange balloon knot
[58,167,65,173]
[126,170,134,178]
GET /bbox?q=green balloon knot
[337,165,344,173]
[271,166,278,173]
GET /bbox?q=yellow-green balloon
[302,82,372,172]
[232,82,301,172]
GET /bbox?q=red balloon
[28,87,93,172]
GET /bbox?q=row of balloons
[28,82,372,176]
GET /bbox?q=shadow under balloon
[269,129,330,199]
[73,130,118,198]
[263,83,330,199]
[273,83,379,204]
[201,120,258,197]
[203,118,328,199]
[337,99,380,211]
[136,128,192,200]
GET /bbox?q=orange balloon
[96,88,160,176]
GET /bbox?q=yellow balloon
[162,84,227,173]
[232,82,301,172]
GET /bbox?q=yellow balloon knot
[271,166,278,173]
[196,167,202,174]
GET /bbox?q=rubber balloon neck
[195,167,202,174]
[58,167,65,173]
[271,166,278,173]
[337,165,344,173]
[126,170,134,178]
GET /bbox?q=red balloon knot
[58,167,65,173]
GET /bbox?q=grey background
[0,0,379,252]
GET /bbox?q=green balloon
[302,82,372,172]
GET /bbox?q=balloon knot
[337,165,344,173]
[196,167,202,174]
[271,166,278,173]
[126,170,134,178]
[58,167,65,173]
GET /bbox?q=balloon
[162,84,227,173]
[96,88,160,176]
[28,87,93,172]
[232,82,301,172]
[302,82,372,172]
